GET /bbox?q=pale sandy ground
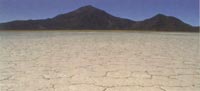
[0,31,200,91]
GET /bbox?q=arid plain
[0,31,199,91]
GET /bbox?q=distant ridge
[0,5,198,32]
[132,14,198,32]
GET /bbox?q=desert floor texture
[0,31,200,91]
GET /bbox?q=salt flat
[0,31,199,91]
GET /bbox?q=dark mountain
[132,14,198,32]
[49,5,135,30]
[0,5,135,30]
[0,5,198,32]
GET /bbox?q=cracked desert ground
[0,31,199,91]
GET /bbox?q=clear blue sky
[0,0,199,26]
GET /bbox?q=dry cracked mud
[0,31,199,91]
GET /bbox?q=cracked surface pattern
[0,31,199,91]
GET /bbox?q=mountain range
[0,5,199,32]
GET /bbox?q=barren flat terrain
[0,31,199,91]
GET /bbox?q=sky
[0,0,199,26]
